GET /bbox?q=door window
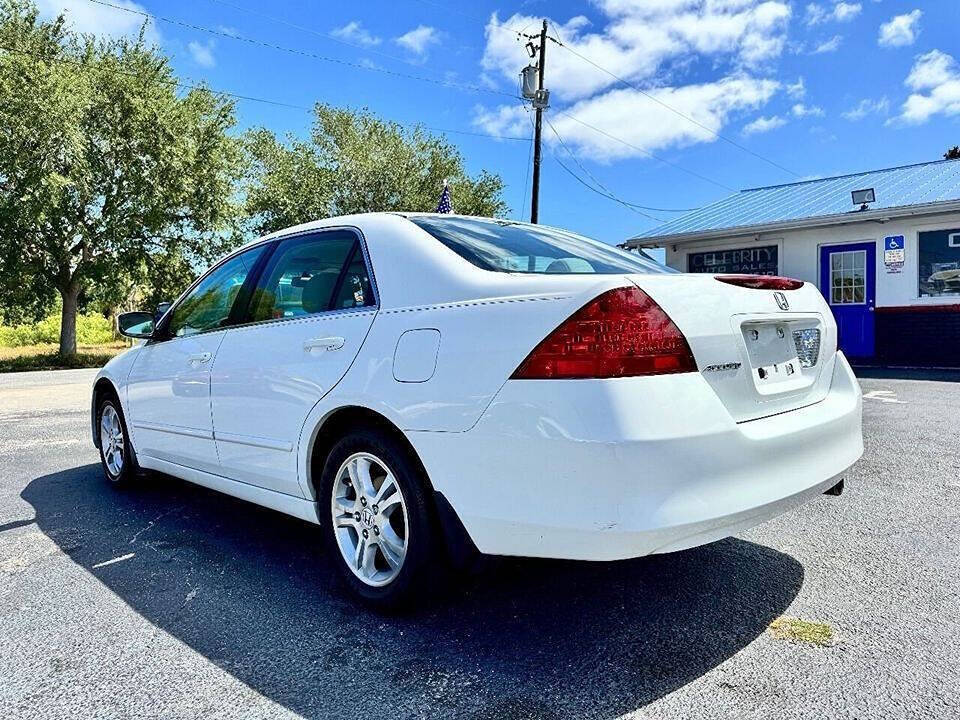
[250,232,373,322]
[167,246,265,337]
[829,250,866,304]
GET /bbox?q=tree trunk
[59,282,80,356]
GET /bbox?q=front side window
[919,228,960,297]
[167,245,265,337]
[250,232,372,322]
[409,216,672,275]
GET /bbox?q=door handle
[188,352,212,364]
[304,336,345,353]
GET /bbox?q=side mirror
[154,301,172,326]
[118,311,155,339]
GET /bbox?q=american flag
[435,181,453,213]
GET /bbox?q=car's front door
[210,229,378,496]
[126,245,266,473]
[819,241,876,359]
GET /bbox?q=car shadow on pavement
[23,464,804,719]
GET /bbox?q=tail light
[511,287,697,379]
[715,275,804,290]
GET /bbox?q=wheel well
[92,378,119,444]
[308,406,431,499]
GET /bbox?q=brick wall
[875,305,960,367]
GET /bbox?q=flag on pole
[435,180,453,213]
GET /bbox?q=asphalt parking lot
[0,368,958,719]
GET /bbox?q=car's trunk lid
[627,273,837,423]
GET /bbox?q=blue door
[819,242,876,359]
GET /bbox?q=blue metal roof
[632,158,960,242]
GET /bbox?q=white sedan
[93,213,863,607]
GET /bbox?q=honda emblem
[774,291,789,311]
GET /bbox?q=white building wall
[662,210,960,308]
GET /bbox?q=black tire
[96,394,139,488]
[319,428,441,610]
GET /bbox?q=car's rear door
[126,245,266,473]
[210,228,377,497]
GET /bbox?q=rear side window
[409,216,672,275]
[249,232,373,322]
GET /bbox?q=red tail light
[511,287,697,379]
[715,274,804,290]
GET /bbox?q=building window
[830,250,866,304]
[687,245,778,274]
[919,228,960,297]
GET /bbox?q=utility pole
[530,19,547,224]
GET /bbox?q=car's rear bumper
[407,352,863,561]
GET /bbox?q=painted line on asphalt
[91,552,135,569]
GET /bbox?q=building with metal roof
[625,158,960,368]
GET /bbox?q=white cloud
[878,10,922,48]
[473,105,530,138]
[394,25,440,56]
[812,35,843,54]
[805,2,861,26]
[832,2,862,23]
[841,97,889,120]
[786,76,806,99]
[482,2,791,104]
[35,0,160,44]
[542,76,781,161]
[792,103,824,117]
[894,50,960,125]
[188,40,215,68]
[331,21,381,48]
[742,114,787,135]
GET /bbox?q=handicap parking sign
[884,235,905,272]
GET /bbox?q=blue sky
[37,0,960,248]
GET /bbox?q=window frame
[828,249,868,305]
[152,242,271,343]
[917,226,960,299]
[232,226,379,329]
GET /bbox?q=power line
[555,109,736,192]
[395,3,799,181]
[545,119,699,213]
[84,0,519,100]
[0,43,529,143]
[550,152,664,223]
[555,42,802,179]
[544,117,664,222]
[202,0,433,70]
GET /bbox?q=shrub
[0,313,115,348]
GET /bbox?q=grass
[768,616,835,646]
[0,342,128,373]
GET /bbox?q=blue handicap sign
[884,235,904,251]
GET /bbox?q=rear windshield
[409,216,672,275]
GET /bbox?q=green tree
[243,104,507,235]
[0,0,243,354]
[946,146,960,160]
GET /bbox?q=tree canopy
[0,1,508,353]
[946,146,960,160]
[243,104,507,235]
[0,0,243,353]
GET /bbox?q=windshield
[409,216,673,275]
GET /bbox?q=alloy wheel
[100,404,124,477]
[330,452,409,587]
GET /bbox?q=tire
[96,394,138,488]
[319,428,440,610]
